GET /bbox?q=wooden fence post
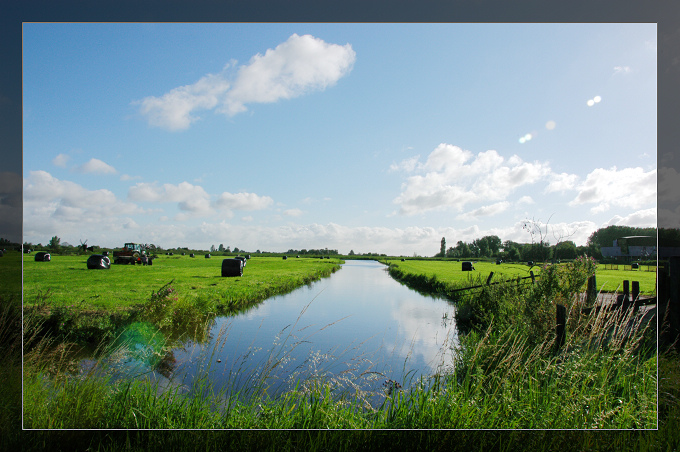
[530,271,536,284]
[622,280,631,310]
[587,275,597,305]
[486,272,494,285]
[556,304,567,352]
[632,281,640,313]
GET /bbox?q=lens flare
[545,120,556,130]
[587,95,602,107]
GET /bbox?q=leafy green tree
[218,244,224,252]
[439,237,446,257]
[553,240,577,260]
[48,236,60,250]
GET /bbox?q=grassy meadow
[385,259,656,295]
[23,253,342,343]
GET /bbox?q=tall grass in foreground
[22,288,657,430]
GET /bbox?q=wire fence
[600,263,656,272]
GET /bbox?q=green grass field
[386,259,656,295]
[23,254,342,311]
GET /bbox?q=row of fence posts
[555,256,680,353]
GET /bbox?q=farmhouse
[600,236,656,261]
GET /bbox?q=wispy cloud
[215,191,274,212]
[134,34,356,131]
[456,201,511,221]
[75,158,117,174]
[282,208,304,217]
[613,65,632,75]
[52,153,70,168]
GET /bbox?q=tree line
[435,225,666,262]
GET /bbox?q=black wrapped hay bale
[234,256,247,267]
[462,261,474,271]
[527,261,534,266]
[496,259,502,265]
[190,253,195,258]
[283,256,287,260]
[246,254,251,259]
[35,252,51,262]
[205,254,211,258]
[221,258,243,277]
[87,254,111,269]
[102,251,109,256]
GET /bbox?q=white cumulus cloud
[128,181,212,213]
[393,144,551,216]
[568,166,656,213]
[23,171,146,240]
[134,34,356,131]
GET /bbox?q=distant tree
[553,240,577,260]
[348,250,355,255]
[210,244,216,252]
[218,244,225,252]
[234,247,240,253]
[439,237,446,257]
[226,246,231,253]
[48,236,61,250]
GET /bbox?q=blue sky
[22,23,657,255]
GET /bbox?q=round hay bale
[103,251,109,256]
[496,259,502,265]
[35,252,51,262]
[221,258,243,277]
[527,261,534,266]
[87,254,111,269]
[282,256,287,260]
[246,254,251,259]
[205,254,211,258]
[190,253,195,257]
[182,252,186,255]
[234,256,247,267]
[462,261,474,271]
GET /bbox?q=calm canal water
[86,260,459,403]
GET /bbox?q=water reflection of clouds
[387,295,458,375]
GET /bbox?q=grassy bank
[385,258,656,296]
[21,297,659,430]
[23,254,342,344]
[8,253,678,448]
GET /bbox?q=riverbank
[23,254,343,344]
[384,258,656,297]
[9,255,677,445]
